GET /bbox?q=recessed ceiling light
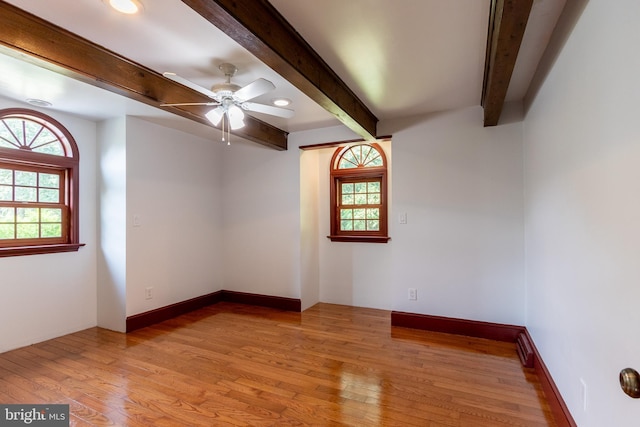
[272,98,291,107]
[26,98,52,108]
[107,0,143,14]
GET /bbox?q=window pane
[363,147,380,166]
[15,171,37,186]
[340,209,353,219]
[41,208,62,223]
[41,223,62,238]
[0,185,12,201]
[39,188,59,203]
[368,155,383,167]
[15,187,37,202]
[354,183,367,193]
[353,209,366,219]
[39,173,60,188]
[3,119,24,147]
[0,224,14,239]
[360,146,372,164]
[0,124,20,149]
[343,149,357,165]
[0,169,11,185]
[354,194,367,204]
[340,220,353,231]
[23,121,42,147]
[339,149,359,169]
[341,183,354,194]
[368,194,381,204]
[30,126,65,156]
[353,220,366,230]
[367,182,380,193]
[366,208,379,219]
[17,224,38,239]
[17,208,38,223]
[342,194,354,205]
[339,159,357,169]
[0,207,14,223]
[367,220,380,231]
[353,146,363,163]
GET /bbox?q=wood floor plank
[0,302,556,426]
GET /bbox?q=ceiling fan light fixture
[205,107,224,126]
[228,105,245,130]
[107,0,143,14]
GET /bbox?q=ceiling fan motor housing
[211,63,241,96]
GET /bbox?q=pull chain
[220,113,232,145]
[221,114,225,143]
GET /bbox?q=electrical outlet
[408,288,417,300]
[145,287,153,300]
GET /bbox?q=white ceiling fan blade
[163,72,219,99]
[160,102,219,107]
[234,78,275,102]
[243,102,295,118]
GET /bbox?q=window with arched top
[329,143,389,243]
[0,108,82,257]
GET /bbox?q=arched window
[329,143,389,243]
[0,108,82,257]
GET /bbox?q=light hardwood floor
[0,303,556,426]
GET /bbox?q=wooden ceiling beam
[0,1,288,150]
[182,0,378,141]
[481,0,533,126]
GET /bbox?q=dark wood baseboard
[126,291,223,332]
[126,290,301,332]
[391,310,576,427]
[391,311,524,342]
[525,329,577,427]
[221,290,302,312]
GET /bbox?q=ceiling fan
[161,63,294,142]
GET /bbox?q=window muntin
[338,179,381,231]
[329,143,389,243]
[338,144,383,169]
[1,115,71,156]
[0,109,81,256]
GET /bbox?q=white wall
[125,117,224,316]
[299,148,320,310]
[0,99,97,353]
[97,116,225,326]
[97,117,127,332]
[384,106,525,324]
[523,0,640,425]
[221,138,302,298]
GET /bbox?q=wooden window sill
[327,235,390,243]
[0,243,86,258]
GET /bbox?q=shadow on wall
[524,0,590,114]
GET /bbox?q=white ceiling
[0,0,565,141]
